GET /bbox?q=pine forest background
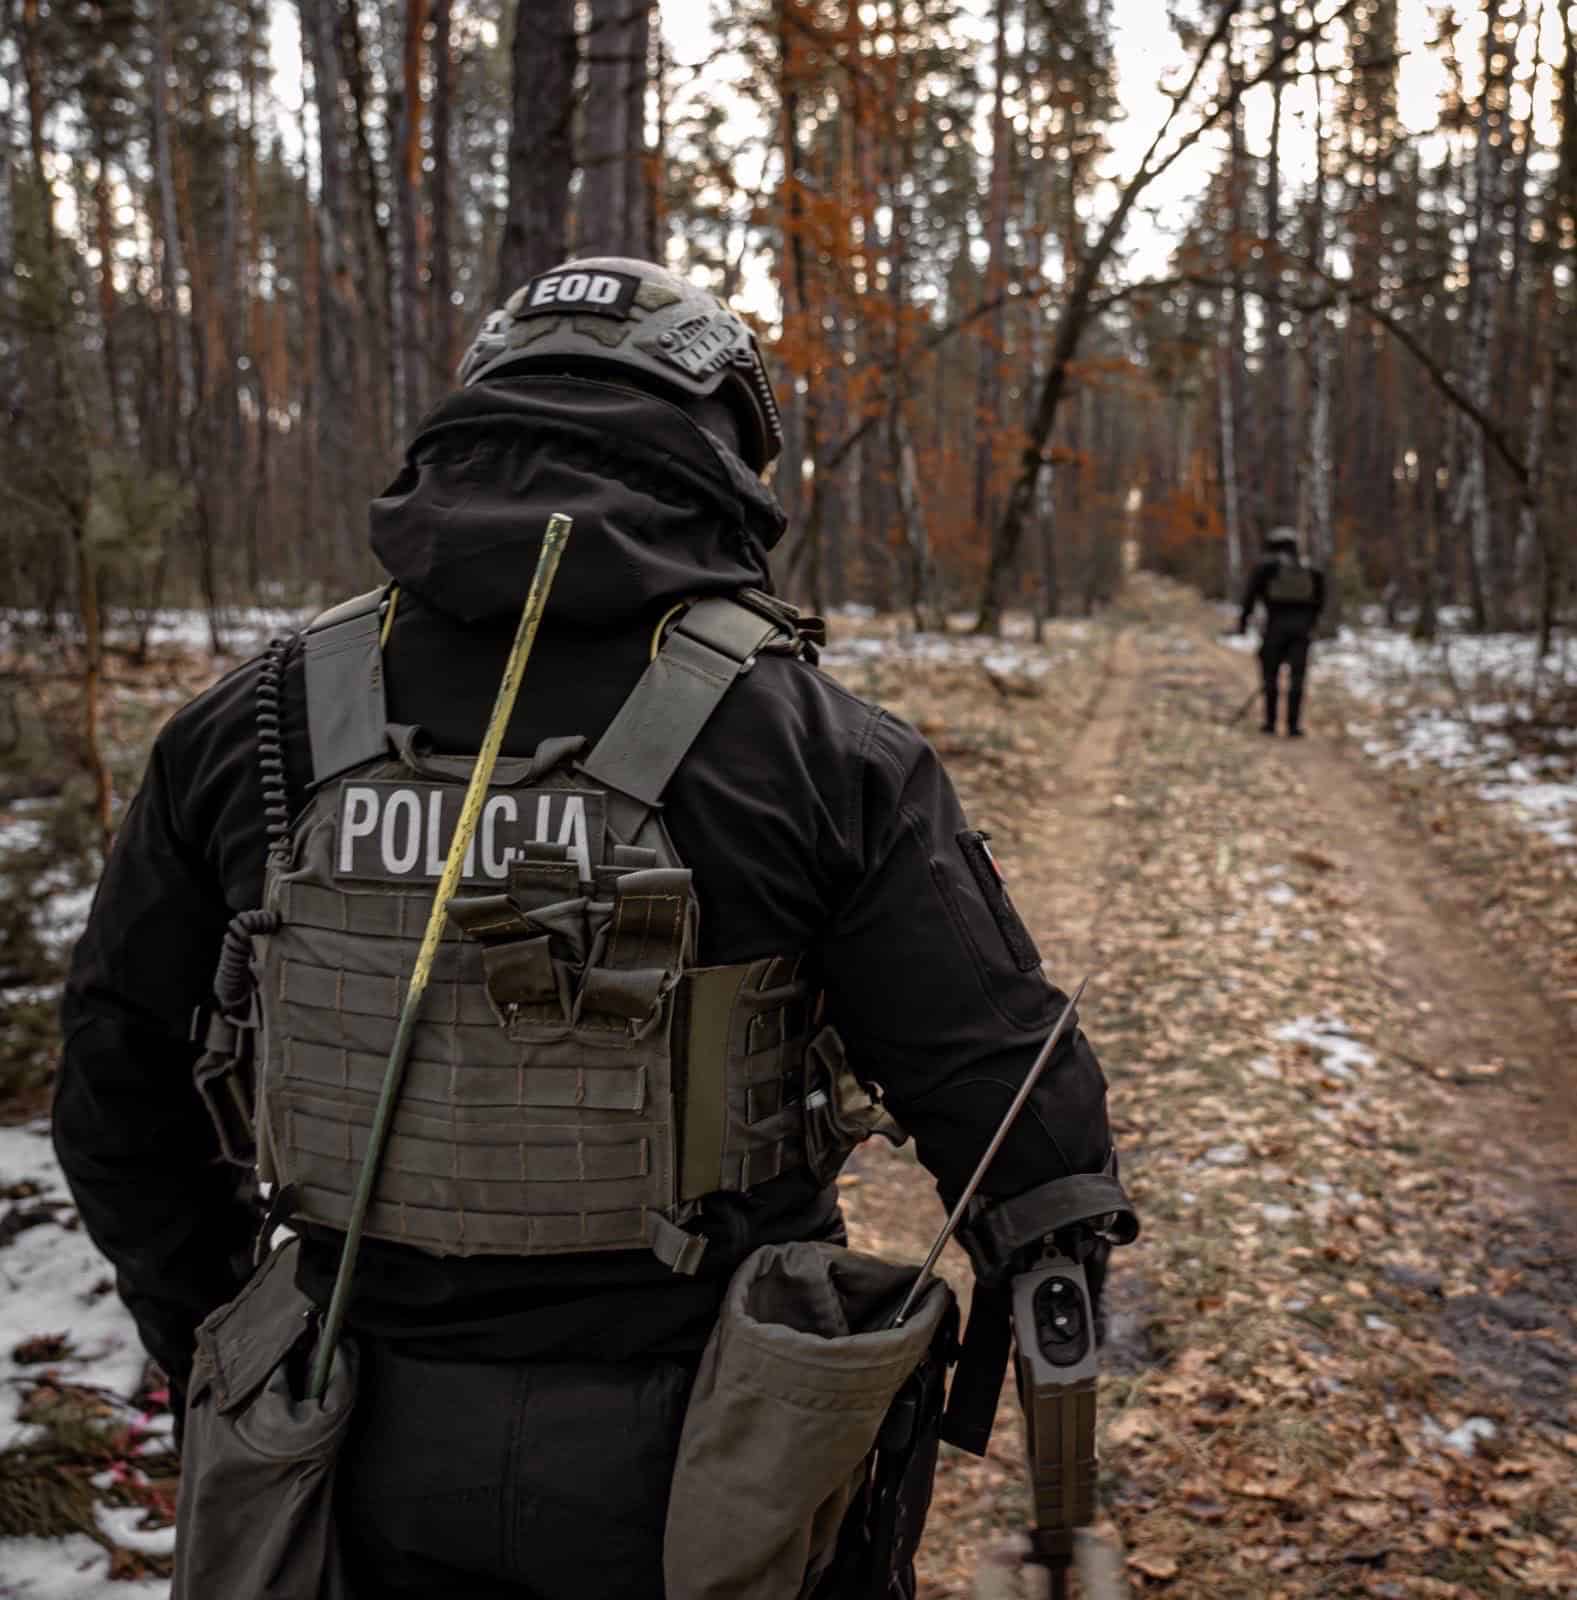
[5,0,1577,765]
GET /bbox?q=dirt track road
[834,578,1577,1599]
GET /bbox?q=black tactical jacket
[55,377,1113,1396]
[1239,554,1327,635]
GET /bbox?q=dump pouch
[173,1239,357,1600]
[664,1242,956,1600]
[811,1307,957,1600]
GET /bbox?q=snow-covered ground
[0,1537,168,1600]
[0,1124,152,1449]
[820,616,1090,681]
[1224,619,1577,851]
[0,604,312,661]
[0,1122,173,1594]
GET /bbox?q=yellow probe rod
[309,513,574,1399]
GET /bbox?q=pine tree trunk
[1263,0,1294,529]
[23,0,112,849]
[391,0,429,435]
[429,0,456,380]
[974,0,1011,543]
[497,0,575,295]
[298,0,359,582]
[1301,44,1335,631]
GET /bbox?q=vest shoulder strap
[302,585,391,785]
[580,596,792,836]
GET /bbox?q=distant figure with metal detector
[1238,525,1326,737]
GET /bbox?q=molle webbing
[302,587,390,783]
[1267,563,1316,604]
[256,591,823,1265]
[260,826,814,1259]
[680,956,811,1202]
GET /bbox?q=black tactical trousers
[336,1340,695,1599]
[1259,628,1312,733]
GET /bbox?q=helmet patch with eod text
[508,268,642,320]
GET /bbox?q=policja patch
[333,780,606,885]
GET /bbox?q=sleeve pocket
[955,830,1043,973]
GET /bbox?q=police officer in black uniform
[1238,525,1326,737]
[54,258,1120,1599]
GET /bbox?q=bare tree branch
[973,0,1364,631]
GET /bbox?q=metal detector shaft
[891,976,1089,1329]
[1228,683,1261,727]
[308,513,574,1400]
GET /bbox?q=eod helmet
[458,257,783,473]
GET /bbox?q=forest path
[835,575,1577,1599]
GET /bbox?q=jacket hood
[369,376,787,626]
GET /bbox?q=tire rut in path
[1015,622,1143,987]
[1195,627,1577,1166]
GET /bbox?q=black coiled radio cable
[257,633,292,860]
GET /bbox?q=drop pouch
[172,1238,356,1600]
[664,1241,956,1600]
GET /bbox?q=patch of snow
[1364,1315,1395,1333]
[0,984,62,1007]
[35,886,96,959]
[1201,1143,1248,1167]
[1260,1204,1298,1226]
[0,819,47,855]
[820,630,1060,679]
[980,651,1052,680]
[1263,882,1297,907]
[1275,1014,1378,1077]
[1422,1415,1498,1456]
[1477,778,1577,848]
[0,1535,168,1598]
[1321,622,1577,852]
[1,605,309,660]
[0,1121,148,1448]
[91,1505,176,1558]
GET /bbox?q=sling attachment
[802,1027,907,1187]
[579,595,799,842]
[939,1157,1137,1457]
[192,910,282,1169]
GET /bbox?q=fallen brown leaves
[828,580,1577,1598]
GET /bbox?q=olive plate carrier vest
[1266,557,1316,604]
[232,587,896,1277]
